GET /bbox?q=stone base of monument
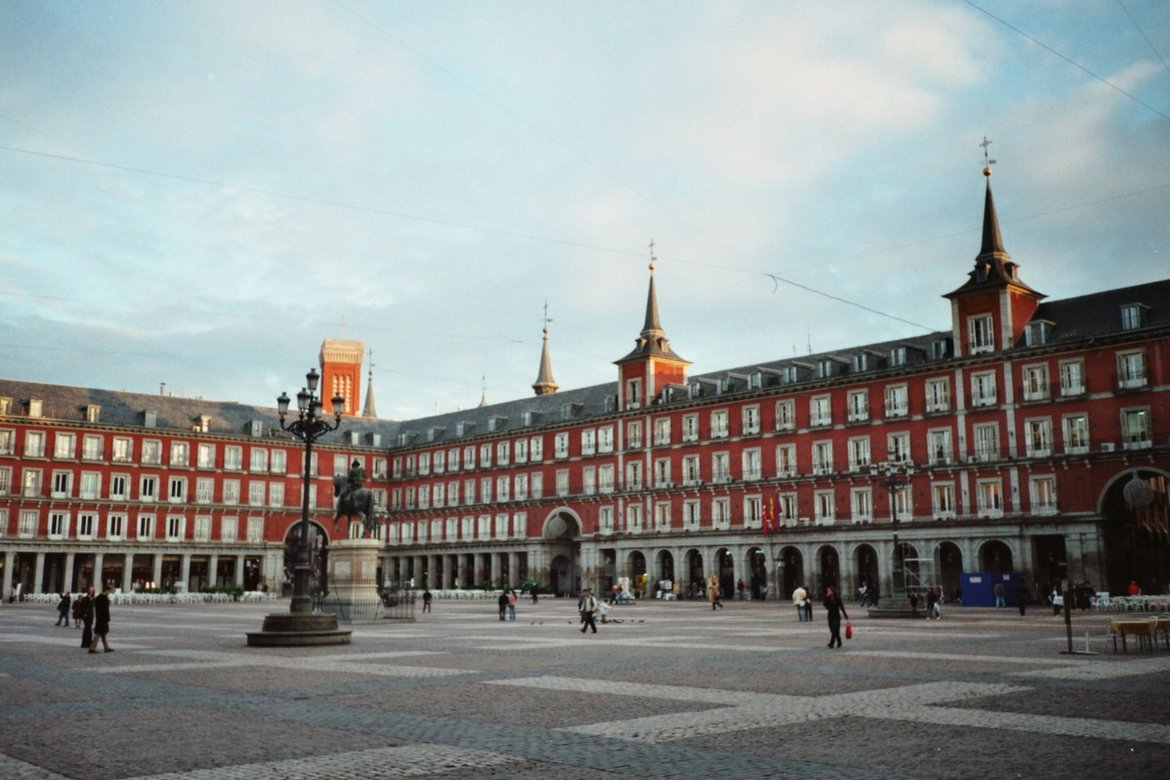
[866,596,921,619]
[320,537,385,623]
[246,612,352,647]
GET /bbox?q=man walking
[792,584,808,621]
[578,587,598,634]
[55,591,71,627]
[78,587,95,649]
[88,585,114,653]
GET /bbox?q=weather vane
[542,300,553,333]
[980,136,997,175]
[648,238,656,270]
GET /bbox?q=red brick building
[2,170,1168,603]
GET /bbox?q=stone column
[490,552,502,589]
[64,552,76,592]
[234,555,246,586]
[93,552,107,590]
[120,553,133,593]
[181,554,192,592]
[208,554,219,587]
[33,553,46,595]
[151,553,163,589]
[321,538,385,622]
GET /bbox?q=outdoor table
[1107,619,1156,653]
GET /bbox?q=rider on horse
[342,458,365,503]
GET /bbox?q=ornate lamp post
[277,368,345,615]
[871,459,915,599]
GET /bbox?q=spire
[978,166,1007,260]
[532,302,559,396]
[361,349,377,418]
[479,375,488,408]
[641,243,665,341]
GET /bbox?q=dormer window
[888,347,907,367]
[1120,303,1147,331]
[1025,320,1053,347]
[85,404,101,423]
[968,314,995,355]
[28,399,43,418]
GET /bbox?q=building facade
[2,170,1168,602]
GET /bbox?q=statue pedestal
[321,537,384,623]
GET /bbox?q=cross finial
[542,300,553,334]
[648,239,656,271]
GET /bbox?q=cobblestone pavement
[2,597,1168,779]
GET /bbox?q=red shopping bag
[845,620,853,640]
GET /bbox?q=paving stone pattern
[1,597,1168,779]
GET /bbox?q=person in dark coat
[55,592,72,627]
[78,587,95,649]
[89,585,114,653]
[823,586,849,648]
[497,590,508,621]
[1014,580,1029,616]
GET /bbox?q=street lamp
[277,368,345,615]
[870,458,914,598]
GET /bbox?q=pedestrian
[422,589,432,613]
[925,587,941,620]
[909,590,920,618]
[578,587,598,634]
[707,574,723,610]
[1014,580,1029,616]
[994,581,1005,608]
[823,586,849,648]
[497,590,508,621]
[792,584,808,621]
[55,591,72,627]
[531,587,539,605]
[88,585,113,653]
[1051,587,1064,616]
[737,578,745,600]
[78,587,95,649]
[507,589,517,621]
[71,594,83,628]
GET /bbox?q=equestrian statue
[333,458,378,537]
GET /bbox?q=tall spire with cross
[532,300,559,396]
[361,347,378,418]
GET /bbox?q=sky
[1,1,1168,422]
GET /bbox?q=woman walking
[823,586,849,648]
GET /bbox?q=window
[194,515,211,542]
[137,514,155,540]
[812,441,833,475]
[556,469,569,497]
[970,371,997,407]
[220,516,238,541]
[197,443,216,469]
[224,446,243,470]
[925,378,950,413]
[111,437,132,463]
[495,476,509,503]
[141,439,162,465]
[976,479,1003,517]
[682,500,700,531]
[887,432,911,464]
[433,450,447,472]
[479,444,492,468]
[249,447,268,472]
[77,512,96,538]
[170,441,189,467]
[625,377,643,409]
[554,432,569,459]
[107,513,125,540]
[514,473,528,501]
[712,497,730,530]
[222,480,240,505]
[655,502,671,531]
[22,468,42,497]
[884,384,908,418]
[809,395,831,427]
[682,414,699,442]
[448,481,460,505]
[49,511,69,538]
[248,481,265,506]
[18,509,38,537]
[166,515,185,541]
[625,461,643,491]
[928,428,952,465]
[848,436,870,471]
[599,465,615,494]
[139,475,158,502]
[655,458,672,487]
[1117,350,1147,389]
[742,448,761,480]
[973,423,999,462]
[774,400,795,431]
[479,477,492,503]
[598,426,614,453]
[0,467,9,496]
[79,472,100,499]
[1062,414,1089,454]
[0,429,13,455]
[82,435,102,460]
[968,314,994,354]
[778,493,797,527]
[851,488,872,523]
[1121,303,1147,330]
[1024,418,1053,458]
[1059,360,1085,396]
[25,430,45,457]
[168,477,186,503]
[653,417,671,446]
[51,470,72,498]
[683,454,701,485]
[776,444,796,477]
[599,505,615,534]
[464,479,476,504]
[711,452,730,483]
[627,420,645,451]
[814,490,835,524]
[932,483,956,518]
[495,441,509,466]
[54,432,76,459]
[1030,476,1058,514]
[109,474,128,501]
[1025,320,1052,346]
[625,503,643,533]
[582,466,597,495]
[463,446,475,470]
[195,478,213,504]
[581,429,596,456]
[1022,364,1049,401]
[529,436,543,461]
[847,390,868,422]
[1121,408,1151,449]
[741,405,760,435]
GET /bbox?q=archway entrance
[627,550,648,598]
[685,549,704,599]
[542,509,581,596]
[715,548,735,600]
[1101,469,1170,595]
[937,541,963,603]
[654,550,675,597]
[780,546,804,598]
[978,540,1013,572]
[818,545,841,596]
[854,544,878,601]
[746,547,767,599]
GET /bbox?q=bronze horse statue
[332,474,378,537]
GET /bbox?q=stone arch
[817,544,841,596]
[541,508,583,539]
[977,539,1014,572]
[1098,467,1170,595]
